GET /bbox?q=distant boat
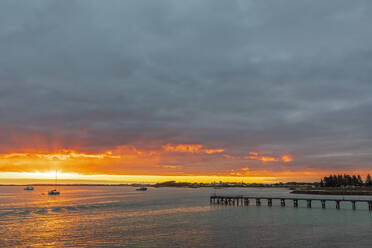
[24,186,34,190]
[48,189,60,195]
[48,169,60,195]
[136,187,147,191]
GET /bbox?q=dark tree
[366,174,372,186]
[357,175,363,186]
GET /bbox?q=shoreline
[3,184,372,195]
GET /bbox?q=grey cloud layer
[1,0,372,171]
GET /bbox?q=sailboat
[48,169,60,195]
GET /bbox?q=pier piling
[293,199,298,208]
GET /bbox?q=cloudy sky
[1,0,372,182]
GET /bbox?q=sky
[1,0,372,183]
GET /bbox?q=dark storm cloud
[1,0,372,171]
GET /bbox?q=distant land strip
[291,189,372,195]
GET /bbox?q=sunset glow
[0,146,367,184]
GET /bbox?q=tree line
[320,174,372,187]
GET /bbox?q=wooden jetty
[210,195,372,210]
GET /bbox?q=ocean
[1,186,372,247]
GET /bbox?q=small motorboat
[24,186,34,190]
[136,187,147,191]
[48,189,60,195]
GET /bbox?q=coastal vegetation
[320,174,372,187]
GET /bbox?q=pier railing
[210,195,372,210]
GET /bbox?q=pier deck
[210,195,372,210]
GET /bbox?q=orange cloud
[225,152,294,163]
[163,144,203,153]
[281,154,293,163]
[0,150,120,161]
[204,148,225,154]
[222,154,235,159]
[162,144,224,154]
[244,155,279,162]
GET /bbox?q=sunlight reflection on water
[1,186,372,247]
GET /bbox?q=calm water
[1,186,372,247]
